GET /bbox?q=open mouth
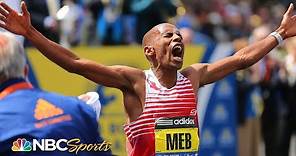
[172,44,184,62]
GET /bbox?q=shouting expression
[143,23,184,70]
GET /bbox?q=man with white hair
[0,32,111,155]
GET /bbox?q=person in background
[83,0,104,45]
[96,0,123,45]
[122,0,137,44]
[0,32,111,155]
[24,0,60,45]
[273,36,296,156]
[59,0,84,48]
[259,30,292,156]
[0,0,39,87]
[235,25,270,156]
[131,0,177,44]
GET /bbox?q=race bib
[155,116,199,156]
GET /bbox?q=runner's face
[154,24,184,70]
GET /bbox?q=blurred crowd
[21,0,294,47]
[23,0,178,47]
[7,0,296,156]
[235,25,296,156]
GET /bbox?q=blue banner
[198,43,237,156]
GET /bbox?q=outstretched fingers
[21,1,29,16]
[0,2,14,14]
[0,6,8,17]
[285,3,294,17]
[0,14,6,22]
[0,22,7,29]
[292,15,296,22]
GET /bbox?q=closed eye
[175,32,183,40]
[163,32,173,38]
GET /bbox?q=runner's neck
[150,68,177,89]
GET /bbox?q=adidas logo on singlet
[173,117,195,125]
[156,117,196,128]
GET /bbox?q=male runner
[0,2,296,155]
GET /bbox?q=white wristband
[269,31,283,45]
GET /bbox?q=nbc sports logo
[10,138,111,154]
[11,138,32,152]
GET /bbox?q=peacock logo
[11,138,32,152]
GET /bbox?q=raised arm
[187,4,296,87]
[0,2,142,90]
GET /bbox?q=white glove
[78,92,101,121]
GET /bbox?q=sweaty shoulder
[181,63,208,90]
[113,65,145,91]
[114,65,145,80]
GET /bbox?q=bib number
[155,117,199,156]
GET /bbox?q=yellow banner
[27,45,205,155]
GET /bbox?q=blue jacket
[0,79,111,155]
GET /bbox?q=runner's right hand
[0,1,32,37]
